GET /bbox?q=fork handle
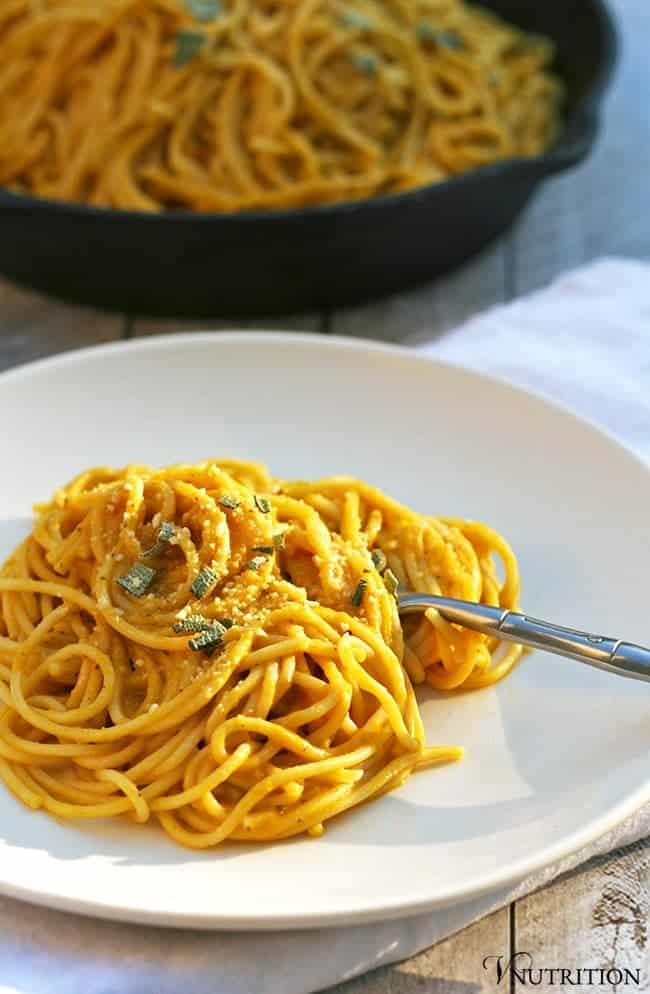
[397,594,650,684]
[497,612,650,683]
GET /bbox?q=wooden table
[1,1,648,989]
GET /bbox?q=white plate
[0,332,648,931]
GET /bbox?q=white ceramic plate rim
[0,330,648,931]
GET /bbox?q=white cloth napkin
[2,258,649,994]
[413,257,650,463]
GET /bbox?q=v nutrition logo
[482,952,642,988]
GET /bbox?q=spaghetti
[0,0,563,211]
[0,461,523,847]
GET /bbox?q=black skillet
[0,0,618,318]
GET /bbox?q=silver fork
[398,593,650,684]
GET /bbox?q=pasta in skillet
[0,0,563,210]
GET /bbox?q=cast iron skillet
[0,0,618,318]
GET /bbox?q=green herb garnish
[351,578,368,607]
[142,522,175,559]
[350,52,379,77]
[191,565,219,598]
[252,545,275,554]
[371,548,387,573]
[174,616,232,635]
[246,555,268,572]
[185,0,221,22]
[188,624,227,657]
[342,10,373,30]
[254,495,271,513]
[174,29,206,67]
[173,614,215,634]
[383,568,399,600]
[219,495,240,510]
[117,563,156,598]
[415,21,436,42]
[416,24,464,49]
[272,532,285,550]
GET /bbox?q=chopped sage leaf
[442,29,464,49]
[351,578,368,607]
[341,10,372,30]
[142,522,175,559]
[415,21,436,42]
[188,625,226,657]
[272,532,285,550]
[218,495,240,510]
[173,614,214,634]
[371,548,387,573]
[191,565,218,598]
[351,52,378,77]
[218,617,234,629]
[117,563,156,597]
[254,495,271,513]
[252,545,275,554]
[185,0,221,22]
[383,568,400,599]
[246,555,268,572]
[174,29,206,67]
[416,23,464,49]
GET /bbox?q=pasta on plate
[0,461,523,848]
[0,0,563,211]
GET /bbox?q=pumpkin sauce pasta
[0,461,523,848]
[0,0,563,211]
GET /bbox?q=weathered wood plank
[510,0,650,295]
[513,837,650,993]
[324,909,511,994]
[330,242,507,343]
[0,279,123,372]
